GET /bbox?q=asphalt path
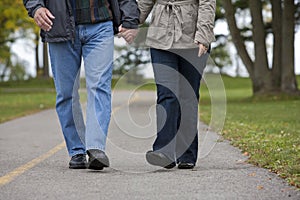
[0,91,299,199]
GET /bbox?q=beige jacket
[138,0,216,49]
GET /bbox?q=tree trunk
[222,0,299,95]
[0,59,10,81]
[271,0,282,89]
[281,0,298,92]
[222,0,254,78]
[249,0,273,94]
[43,43,50,78]
[35,33,41,78]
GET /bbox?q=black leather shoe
[87,149,110,170]
[146,151,176,169]
[69,154,87,169]
[178,162,195,169]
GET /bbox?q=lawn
[199,75,300,188]
[0,78,56,123]
[0,77,150,123]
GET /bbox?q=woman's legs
[175,49,208,164]
[150,48,180,162]
[150,48,209,165]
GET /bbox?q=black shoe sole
[88,158,109,170]
[69,164,87,169]
[178,163,195,169]
[146,152,176,169]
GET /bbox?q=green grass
[111,78,156,90]
[0,92,56,123]
[0,78,56,123]
[0,78,55,89]
[0,77,155,123]
[200,75,300,188]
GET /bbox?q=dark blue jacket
[23,0,140,42]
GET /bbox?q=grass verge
[200,75,300,188]
[0,78,57,123]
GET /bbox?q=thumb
[198,48,203,57]
[118,25,123,32]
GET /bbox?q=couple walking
[23,0,216,170]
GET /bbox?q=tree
[222,0,299,95]
[281,0,297,91]
[0,0,37,81]
[0,0,50,81]
[210,0,233,71]
[114,46,149,84]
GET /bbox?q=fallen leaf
[248,173,256,177]
[243,152,249,156]
[257,185,264,190]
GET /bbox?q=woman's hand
[198,43,208,57]
[118,25,139,44]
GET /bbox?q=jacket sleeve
[137,0,155,24]
[23,0,45,18]
[194,0,216,47]
[118,0,140,29]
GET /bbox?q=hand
[198,43,208,57]
[34,7,55,31]
[118,25,139,44]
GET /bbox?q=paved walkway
[0,91,299,199]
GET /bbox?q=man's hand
[34,7,55,31]
[198,43,208,57]
[118,25,139,44]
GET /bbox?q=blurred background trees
[222,0,300,94]
[0,0,48,81]
[0,0,34,81]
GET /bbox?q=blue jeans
[150,48,209,164]
[49,21,114,156]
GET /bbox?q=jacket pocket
[181,5,197,35]
[147,26,168,42]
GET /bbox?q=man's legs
[80,21,114,155]
[49,38,85,156]
[49,38,86,158]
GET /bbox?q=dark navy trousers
[150,48,209,164]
